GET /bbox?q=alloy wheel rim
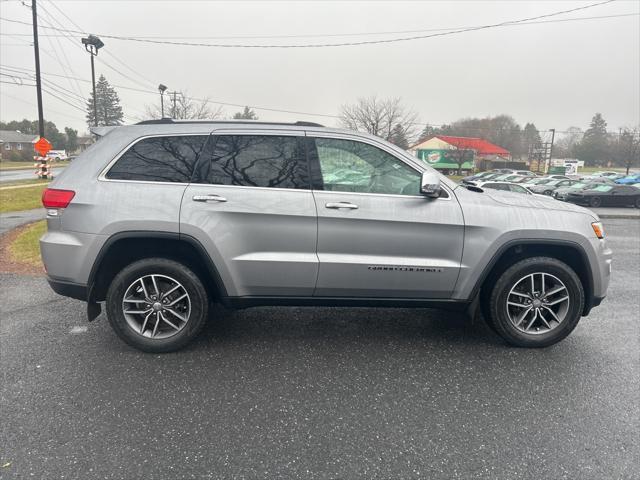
[122,274,191,339]
[506,272,570,335]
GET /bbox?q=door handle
[325,202,358,210]
[192,194,227,203]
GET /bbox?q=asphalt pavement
[0,219,638,479]
[0,209,46,235]
[0,167,65,183]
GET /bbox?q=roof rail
[135,119,324,127]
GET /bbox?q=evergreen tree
[575,113,610,166]
[86,75,124,127]
[522,122,541,156]
[64,127,78,153]
[389,123,410,149]
[233,106,258,120]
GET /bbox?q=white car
[472,180,548,198]
[46,150,68,161]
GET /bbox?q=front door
[307,135,465,299]
[181,131,318,297]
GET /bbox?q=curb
[598,214,640,220]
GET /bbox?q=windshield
[592,185,613,192]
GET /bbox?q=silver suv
[40,120,612,352]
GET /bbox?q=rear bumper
[47,277,88,301]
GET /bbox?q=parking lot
[0,218,638,480]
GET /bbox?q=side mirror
[420,171,441,198]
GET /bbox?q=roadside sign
[34,137,52,156]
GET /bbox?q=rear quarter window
[106,135,208,183]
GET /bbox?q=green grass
[0,161,36,170]
[1,178,51,187]
[8,220,46,267]
[0,160,69,170]
[0,183,47,213]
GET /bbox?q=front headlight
[591,222,604,239]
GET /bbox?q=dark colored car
[566,184,640,208]
[554,181,610,201]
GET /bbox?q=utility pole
[549,128,556,160]
[168,91,178,119]
[158,84,167,118]
[31,0,44,138]
[81,35,104,127]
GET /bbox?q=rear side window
[194,135,308,189]
[106,135,207,183]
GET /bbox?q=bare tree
[614,127,640,174]
[339,96,418,144]
[144,91,225,120]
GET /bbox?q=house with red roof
[409,135,511,174]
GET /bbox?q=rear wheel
[485,257,584,348]
[106,258,208,352]
[589,197,602,208]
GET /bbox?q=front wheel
[590,197,602,208]
[106,258,209,352]
[485,257,584,348]
[635,197,640,208]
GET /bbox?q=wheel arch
[88,231,228,304]
[474,240,594,316]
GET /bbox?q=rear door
[307,134,464,299]
[180,130,318,297]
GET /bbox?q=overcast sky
[0,0,638,138]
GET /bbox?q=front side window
[311,138,420,195]
[106,135,207,183]
[194,135,308,189]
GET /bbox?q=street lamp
[158,84,167,118]
[81,34,104,127]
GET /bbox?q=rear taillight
[42,188,75,208]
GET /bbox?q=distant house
[409,135,511,174]
[0,130,38,160]
[74,136,94,155]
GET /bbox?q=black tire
[106,258,209,353]
[486,256,584,348]
[635,197,640,209]
[544,190,553,196]
[589,197,602,208]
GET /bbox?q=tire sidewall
[590,197,601,207]
[106,258,208,353]
[490,257,584,347]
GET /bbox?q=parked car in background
[615,173,640,184]
[566,184,640,208]
[471,181,539,196]
[553,181,611,201]
[590,171,622,178]
[528,179,578,196]
[46,150,68,161]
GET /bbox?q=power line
[0,91,85,121]
[44,0,158,88]
[1,12,637,40]
[36,4,85,98]
[0,1,626,48]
